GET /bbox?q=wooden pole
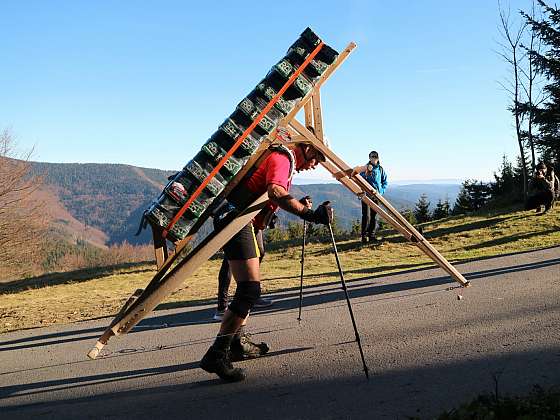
[288,119,470,288]
[311,91,324,141]
[152,228,168,270]
[87,193,269,359]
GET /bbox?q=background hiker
[527,162,555,213]
[352,151,388,243]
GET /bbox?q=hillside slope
[28,161,460,246]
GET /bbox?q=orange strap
[163,41,325,238]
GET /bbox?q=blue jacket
[361,164,388,195]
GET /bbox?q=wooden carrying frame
[87,41,469,360]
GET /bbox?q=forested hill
[28,161,459,246]
[29,162,176,245]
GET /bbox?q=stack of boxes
[146,28,338,241]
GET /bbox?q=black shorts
[223,223,265,261]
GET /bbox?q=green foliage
[492,155,516,196]
[400,208,417,225]
[413,194,431,223]
[28,162,174,245]
[432,197,451,220]
[453,180,492,214]
[434,386,560,420]
[522,1,560,171]
[286,221,304,240]
[265,226,288,243]
[350,219,361,235]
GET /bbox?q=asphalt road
[1,246,559,419]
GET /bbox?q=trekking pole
[327,221,370,380]
[297,221,307,322]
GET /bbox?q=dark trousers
[526,190,554,213]
[217,229,265,311]
[361,201,379,239]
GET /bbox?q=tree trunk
[513,48,528,199]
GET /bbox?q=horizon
[28,157,470,185]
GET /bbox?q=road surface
[1,246,559,419]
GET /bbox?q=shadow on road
[1,346,559,419]
[0,346,313,399]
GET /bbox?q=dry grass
[1,205,559,333]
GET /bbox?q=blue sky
[1,0,532,182]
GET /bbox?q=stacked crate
[145,28,339,241]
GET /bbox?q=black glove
[300,201,333,225]
[299,195,313,209]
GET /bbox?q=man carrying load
[200,129,333,382]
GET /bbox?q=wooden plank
[288,120,470,287]
[304,100,313,128]
[87,193,270,359]
[151,228,168,270]
[312,91,324,142]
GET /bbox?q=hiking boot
[199,347,246,382]
[361,236,368,245]
[253,297,273,308]
[230,333,270,362]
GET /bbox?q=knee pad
[228,282,261,318]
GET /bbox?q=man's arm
[380,168,388,194]
[350,165,367,177]
[267,184,307,215]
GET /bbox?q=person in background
[528,162,555,213]
[545,163,559,207]
[352,151,388,244]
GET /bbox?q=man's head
[294,143,325,171]
[369,151,379,166]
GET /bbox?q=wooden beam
[311,91,324,142]
[87,193,269,358]
[304,100,313,128]
[151,228,168,270]
[288,119,470,287]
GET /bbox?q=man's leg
[366,206,375,240]
[370,209,380,241]
[544,191,554,213]
[253,229,273,308]
[361,202,370,243]
[200,258,260,382]
[200,223,267,381]
[217,259,260,336]
[214,259,231,319]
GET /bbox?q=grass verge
[1,206,558,333]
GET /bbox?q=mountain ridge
[27,161,460,247]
